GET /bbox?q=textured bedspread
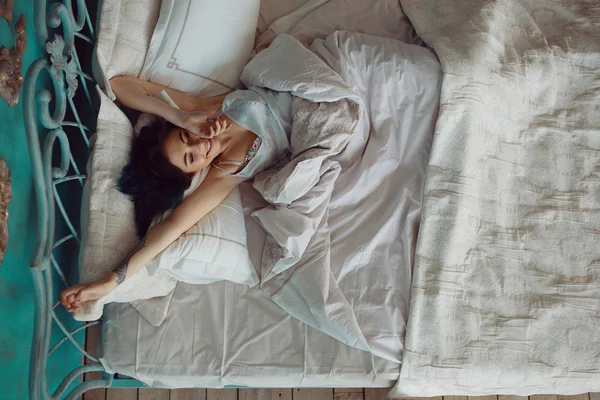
[393,0,600,396]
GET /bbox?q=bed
[23,0,600,399]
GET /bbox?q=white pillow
[93,0,161,100]
[139,0,260,96]
[144,91,258,286]
[146,172,258,287]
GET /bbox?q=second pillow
[140,0,261,97]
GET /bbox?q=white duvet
[241,32,441,361]
[393,0,600,396]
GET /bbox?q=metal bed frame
[23,0,138,398]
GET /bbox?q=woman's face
[163,127,219,173]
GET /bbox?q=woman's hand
[60,274,118,312]
[177,110,232,138]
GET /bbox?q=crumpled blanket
[254,97,365,349]
[241,33,370,350]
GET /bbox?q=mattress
[91,0,434,388]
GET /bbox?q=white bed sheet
[99,185,400,387]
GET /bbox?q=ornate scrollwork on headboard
[23,0,115,398]
[0,9,26,107]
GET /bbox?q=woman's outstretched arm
[60,170,244,312]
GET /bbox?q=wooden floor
[83,389,600,400]
[83,325,599,400]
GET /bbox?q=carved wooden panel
[0,10,26,107]
[0,158,11,264]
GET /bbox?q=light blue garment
[220,88,293,179]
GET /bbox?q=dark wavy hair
[117,118,192,239]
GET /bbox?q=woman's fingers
[75,283,104,307]
[60,287,70,307]
[216,119,231,135]
[209,120,221,137]
[60,284,83,309]
[75,287,92,303]
[61,280,114,313]
[183,112,233,138]
[190,116,231,138]
[60,283,95,312]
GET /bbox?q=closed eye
[180,131,190,166]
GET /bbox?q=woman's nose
[188,135,203,147]
[188,136,205,155]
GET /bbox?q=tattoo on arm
[112,239,147,285]
[112,262,128,285]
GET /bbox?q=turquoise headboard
[22,0,112,398]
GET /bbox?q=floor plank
[80,385,599,400]
[558,395,590,400]
[294,389,334,400]
[208,389,238,400]
[171,389,208,400]
[239,389,271,400]
[106,388,138,400]
[334,388,363,400]
[271,389,293,400]
[138,388,170,400]
[83,323,106,400]
[364,389,388,400]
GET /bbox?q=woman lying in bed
[60,75,292,312]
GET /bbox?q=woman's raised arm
[110,75,202,111]
[109,75,227,136]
